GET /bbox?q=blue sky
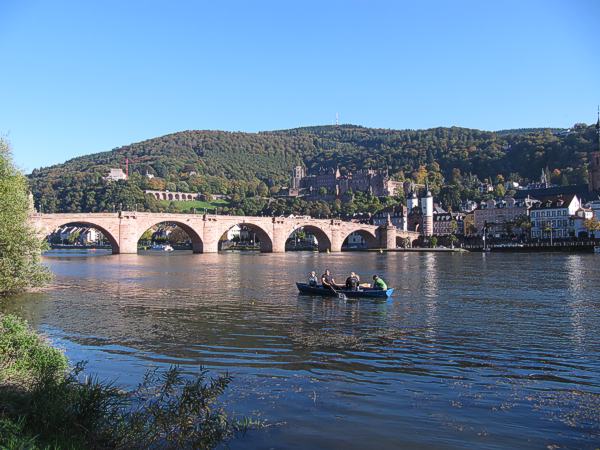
[1,0,598,171]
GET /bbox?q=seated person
[345,272,360,291]
[321,269,338,291]
[371,274,388,290]
[308,271,318,287]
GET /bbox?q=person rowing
[371,274,388,290]
[321,269,338,291]
[321,269,347,300]
[345,271,360,291]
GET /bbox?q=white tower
[407,191,419,210]
[421,186,434,237]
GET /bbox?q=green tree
[494,183,506,197]
[584,217,600,238]
[430,236,438,248]
[0,140,51,296]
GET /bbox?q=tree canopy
[0,140,51,296]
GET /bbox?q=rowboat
[296,282,394,299]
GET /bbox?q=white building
[104,169,127,181]
[59,226,80,241]
[226,225,241,241]
[225,225,253,242]
[80,228,100,244]
[530,195,581,239]
[504,181,520,190]
[570,208,595,238]
[104,168,127,181]
[346,232,366,248]
[589,200,600,221]
[460,199,478,213]
[372,206,408,231]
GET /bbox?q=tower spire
[596,105,600,151]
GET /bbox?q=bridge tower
[421,185,433,237]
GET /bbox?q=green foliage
[0,315,249,449]
[27,124,600,214]
[584,217,600,233]
[430,236,438,248]
[0,140,52,296]
[157,198,229,213]
[0,315,68,385]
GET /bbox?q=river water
[2,250,600,449]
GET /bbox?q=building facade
[104,168,127,181]
[530,195,581,239]
[372,205,408,231]
[473,197,537,237]
[433,212,465,236]
[289,166,402,199]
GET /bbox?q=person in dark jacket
[345,272,360,291]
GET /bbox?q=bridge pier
[330,227,343,253]
[192,241,203,253]
[379,225,397,250]
[202,240,219,253]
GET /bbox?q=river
[2,250,599,449]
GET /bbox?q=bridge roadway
[30,212,420,254]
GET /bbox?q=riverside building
[530,195,582,239]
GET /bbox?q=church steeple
[596,105,600,151]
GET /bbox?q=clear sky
[1,0,598,172]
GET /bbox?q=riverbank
[364,247,468,253]
[0,314,247,449]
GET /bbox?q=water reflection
[564,255,588,351]
[2,251,600,449]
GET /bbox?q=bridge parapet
[30,212,420,254]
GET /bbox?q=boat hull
[296,282,394,299]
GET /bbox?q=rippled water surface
[2,251,600,449]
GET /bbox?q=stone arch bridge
[30,212,420,254]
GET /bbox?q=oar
[330,284,347,300]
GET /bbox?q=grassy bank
[158,199,229,213]
[0,314,247,449]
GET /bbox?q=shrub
[0,315,249,449]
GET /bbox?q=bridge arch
[137,220,204,253]
[286,224,332,252]
[45,221,120,254]
[341,227,379,250]
[218,221,273,252]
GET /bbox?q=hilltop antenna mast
[336,112,339,126]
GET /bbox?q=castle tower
[291,165,306,189]
[589,108,600,193]
[421,185,434,237]
[407,191,419,211]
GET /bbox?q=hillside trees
[27,123,600,215]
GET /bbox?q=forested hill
[28,123,599,215]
